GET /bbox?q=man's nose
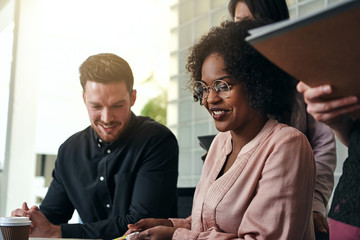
[101,108,113,123]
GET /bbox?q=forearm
[30,224,61,238]
[61,224,84,238]
[131,133,178,218]
[40,174,75,225]
[331,115,354,146]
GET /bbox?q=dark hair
[228,0,289,21]
[79,53,134,92]
[186,20,296,121]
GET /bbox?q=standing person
[297,81,360,240]
[125,19,316,240]
[228,0,289,22]
[11,53,179,240]
[228,0,337,238]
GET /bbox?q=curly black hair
[186,19,296,122]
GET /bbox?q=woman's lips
[210,108,228,120]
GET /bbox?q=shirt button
[107,149,111,154]
[98,139,103,143]
[97,144,101,148]
[106,204,110,208]
[99,176,104,181]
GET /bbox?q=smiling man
[11,53,179,240]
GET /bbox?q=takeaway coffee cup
[0,217,31,240]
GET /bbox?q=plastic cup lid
[0,217,31,226]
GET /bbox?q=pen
[113,231,140,240]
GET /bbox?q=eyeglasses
[193,77,233,104]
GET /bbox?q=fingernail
[128,232,139,240]
[347,96,358,103]
[322,85,331,93]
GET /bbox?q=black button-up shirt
[39,113,179,239]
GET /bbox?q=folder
[246,0,360,104]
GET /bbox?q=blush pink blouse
[171,120,316,240]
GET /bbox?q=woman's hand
[313,211,329,234]
[125,218,173,235]
[132,226,176,240]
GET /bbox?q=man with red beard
[11,53,179,240]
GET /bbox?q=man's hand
[297,81,360,146]
[125,218,173,235]
[297,81,360,127]
[313,211,329,234]
[11,202,38,217]
[11,202,61,238]
[26,209,62,238]
[11,202,40,231]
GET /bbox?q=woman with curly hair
[228,2,337,239]
[124,19,316,240]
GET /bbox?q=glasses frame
[193,76,233,105]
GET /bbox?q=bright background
[36,0,171,154]
[0,0,173,216]
[0,0,349,217]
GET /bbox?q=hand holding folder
[245,0,360,117]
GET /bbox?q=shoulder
[58,126,92,151]
[260,122,315,174]
[137,116,171,132]
[63,126,92,143]
[129,116,178,151]
[269,122,309,143]
[262,122,314,163]
[134,116,176,140]
[256,121,312,156]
